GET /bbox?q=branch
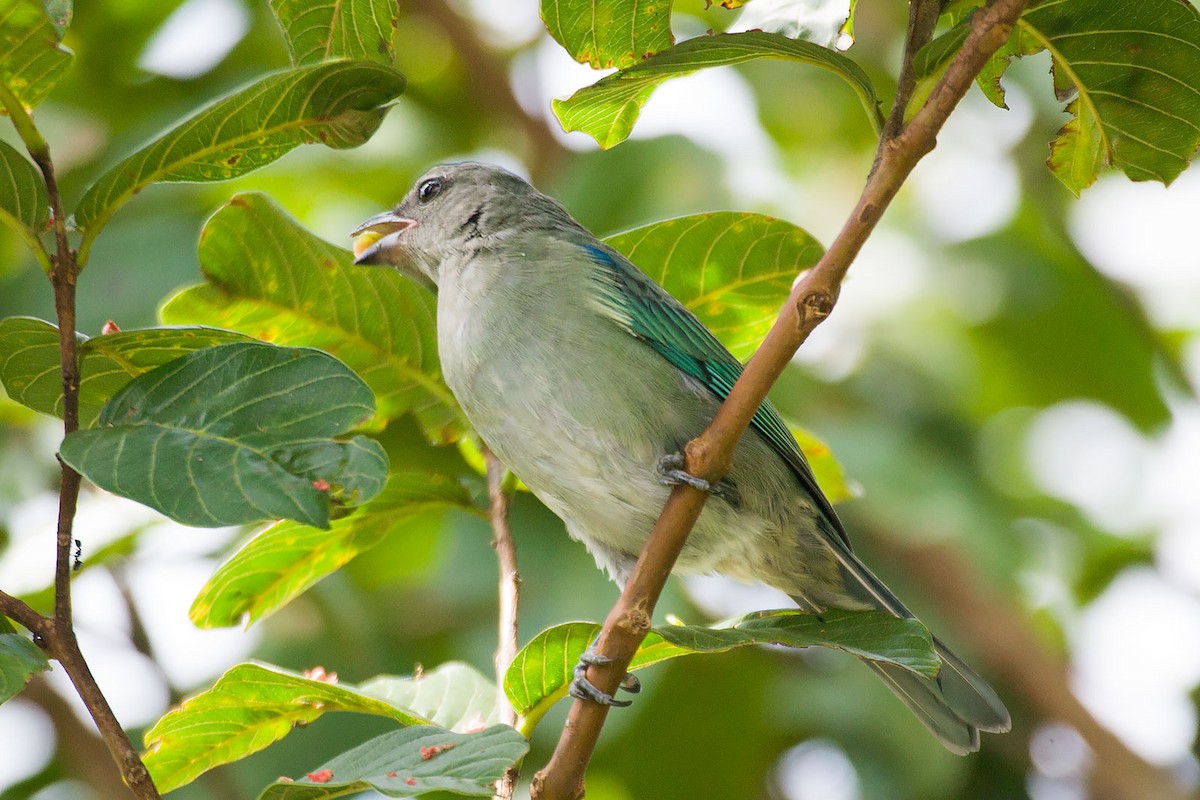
[532,1,1030,797]
[0,87,161,800]
[484,449,522,800]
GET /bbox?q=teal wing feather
[581,243,850,547]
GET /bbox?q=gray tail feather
[797,520,1012,753]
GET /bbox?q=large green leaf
[59,342,388,529]
[0,140,47,260]
[604,212,823,361]
[541,0,672,69]
[0,0,73,110]
[271,0,397,66]
[923,0,1200,192]
[191,472,474,628]
[258,725,529,799]
[73,60,406,254]
[0,317,252,427]
[161,193,463,441]
[357,662,501,732]
[554,30,882,148]
[143,662,432,793]
[0,628,50,704]
[505,610,937,727]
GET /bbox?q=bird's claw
[657,452,721,496]
[569,640,640,707]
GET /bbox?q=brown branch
[880,0,943,142]
[862,530,1194,800]
[0,88,161,800]
[484,449,522,800]
[531,1,1030,797]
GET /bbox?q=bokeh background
[1,1,1199,799]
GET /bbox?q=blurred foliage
[1,1,1198,799]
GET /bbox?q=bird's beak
[351,211,417,266]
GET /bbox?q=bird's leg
[569,640,641,707]
[657,452,729,498]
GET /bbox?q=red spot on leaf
[406,777,417,786]
[307,769,334,783]
[312,479,331,491]
[101,320,120,334]
[420,743,456,760]
[386,771,397,778]
[303,666,338,684]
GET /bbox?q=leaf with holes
[506,610,936,728]
[554,30,882,148]
[143,662,431,793]
[0,0,73,109]
[0,317,252,427]
[73,60,405,252]
[190,472,474,628]
[161,193,463,441]
[58,342,388,528]
[541,0,672,69]
[920,0,1200,192]
[259,725,529,799]
[604,212,823,361]
[271,0,397,66]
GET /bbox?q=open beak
[351,211,417,265]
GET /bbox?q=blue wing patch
[581,243,850,546]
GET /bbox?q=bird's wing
[581,243,851,547]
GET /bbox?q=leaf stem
[485,448,521,800]
[531,1,1029,797]
[0,86,162,799]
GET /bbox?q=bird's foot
[569,640,641,707]
[657,452,723,496]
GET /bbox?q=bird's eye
[417,178,443,203]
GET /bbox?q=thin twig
[531,1,1029,797]
[0,86,162,800]
[484,449,521,800]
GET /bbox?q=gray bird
[353,162,1011,753]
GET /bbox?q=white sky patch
[1024,401,1151,535]
[456,0,543,48]
[683,574,793,619]
[1071,568,1200,764]
[730,0,852,48]
[138,0,249,79]
[1068,168,1200,329]
[774,739,862,800]
[42,628,170,729]
[0,700,55,792]
[909,85,1031,242]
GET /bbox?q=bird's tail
[794,522,1011,754]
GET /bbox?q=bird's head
[351,162,567,288]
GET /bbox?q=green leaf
[161,193,464,442]
[271,0,397,66]
[0,0,73,109]
[0,631,50,704]
[541,0,673,69]
[73,60,406,253]
[191,472,473,628]
[505,609,937,726]
[143,662,432,793]
[603,212,823,361]
[553,30,882,149]
[258,725,529,799]
[928,0,1200,192]
[0,317,252,427]
[788,423,856,504]
[358,662,501,732]
[0,138,46,229]
[59,342,388,529]
[41,0,70,39]
[0,139,48,257]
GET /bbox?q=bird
[352,162,1011,754]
